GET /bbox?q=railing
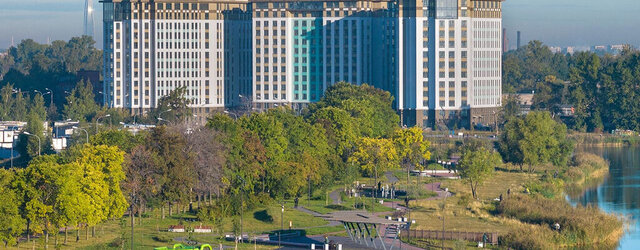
[401,230,498,244]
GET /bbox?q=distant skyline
[0,0,639,50]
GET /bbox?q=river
[570,146,640,249]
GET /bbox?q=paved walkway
[424,182,452,201]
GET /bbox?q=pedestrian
[404,197,409,208]
[499,193,503,202]
[507,188,511,196]
[294,197,299,208]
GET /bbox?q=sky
[0,0,639,50]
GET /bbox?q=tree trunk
[162,205,166,219]
[131,206,135,250]
[92,226,95,237]
[139,201,143,226]
[44,229,49,249]
[26,220,30,243]
[197,194,201,209]
[169,202,173,216]
[54,232,58,247]
[64,226,68,244]
[76,225,79,242]
[85,227,89,240]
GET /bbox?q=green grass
[8,202,343,249]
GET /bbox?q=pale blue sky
[0,0,639,50]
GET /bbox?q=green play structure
[153,243,214,250]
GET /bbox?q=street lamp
[22,132,41,156]
[279,204,285,247]
[158,109,173,123]
[72,126,89,144]
[223,110,238,120]
[96,114,111,132]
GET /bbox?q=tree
[17,105,51,162]
[184,127,227,207]
[0,169,25,247]
[91,129,146,153]
[349,137,398,198]
[150,86,191,124]
[122,145,159,248]
[63,79,99,122]
[308,82,399,138]
[146,126,196,216]
[499,111,573,172]
[458,147,502,199]
[393,127,431,187]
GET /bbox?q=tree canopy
[499,111,573,172]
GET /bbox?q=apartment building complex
[102,0,252,113]
[102,0,503,129]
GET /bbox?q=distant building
[503,92,534,115]
[565,47,575,55]
[53,121,81,138]
[549,47,562,53]
[555,104,574,117]
[503,28,509,53]
[593,45,607,51]
[610,44,627,53]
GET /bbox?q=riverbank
[405,153,623,249]
[569,133,640,147]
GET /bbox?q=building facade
[102,0,503,129]
[102,0,252,114]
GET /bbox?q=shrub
[253,209,274,223]
[108,237,124,247]
[325,204,352,211]
[153,234,173,243]
[497,194,622,247]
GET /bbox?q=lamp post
[72,126,89,144]
[158,109,173,124]
[223,110,238,120]
[279,204,284,247]
[95,114,111,133]
[23,132,41,156]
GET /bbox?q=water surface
[570,146,640,249]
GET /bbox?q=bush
[108,237,124,247]
[498,194,622,247]
[457,194,471,208]
[325,204,352,211]
[153,234,173,243]
[253,209,274,223]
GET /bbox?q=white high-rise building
[102,0,251,114]
[102,0,503,129]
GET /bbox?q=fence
[401,230,498,244]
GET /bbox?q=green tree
[458,147,502,199]
[499,111,573,172]
[63,79,99,122]
[393,127,431,186]
[308,82,399,138]
[11,90,28,121]
[151,86,191,124]
[349,137,398,198]
[146,126,195,216]
[0,169,25,247]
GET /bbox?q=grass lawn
[408,170,540,234]
[8,202,343,249]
